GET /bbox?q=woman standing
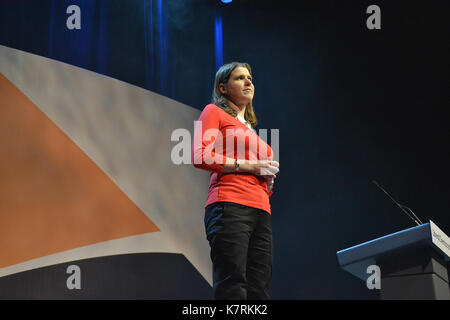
[192,62,279,300]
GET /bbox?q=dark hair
[211,62,258,128]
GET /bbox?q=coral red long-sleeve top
[192,104,275,214]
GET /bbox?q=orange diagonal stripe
[0,73,159,269]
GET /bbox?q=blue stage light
[214,16,223,71]
[221,0,232,4]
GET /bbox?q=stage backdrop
[0,44,213,299]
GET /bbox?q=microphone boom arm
[372,180,423,226]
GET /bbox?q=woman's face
[220,66,254,107]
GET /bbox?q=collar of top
[236,114,252,130]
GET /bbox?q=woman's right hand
[241,160,280,179]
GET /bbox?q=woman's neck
[227,100,246,118]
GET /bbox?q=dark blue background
[1,0,449,299]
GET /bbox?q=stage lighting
[221,0,232,4]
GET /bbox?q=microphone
[372,180,424,226]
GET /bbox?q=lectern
[337,221,450,299]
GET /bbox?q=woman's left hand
[258,160,278,191]
[263,175,275,192]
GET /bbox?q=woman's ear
[219,83,227,95]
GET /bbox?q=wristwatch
[235,159,240,172]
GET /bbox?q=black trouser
[204,201,273,300]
